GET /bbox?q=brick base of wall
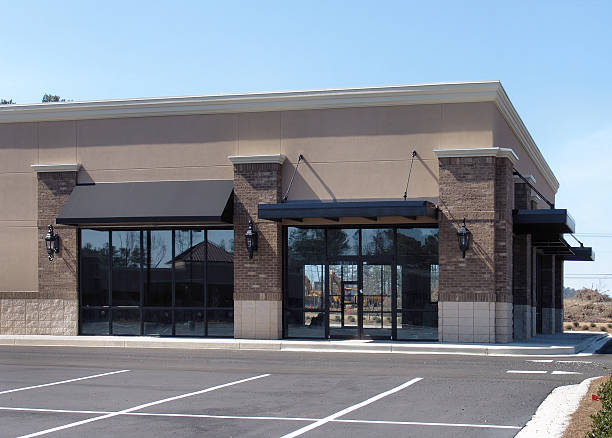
[234,300,282,339]
[0,298,77,335]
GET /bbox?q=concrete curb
[515,376,601,437]
[0,334,607,356]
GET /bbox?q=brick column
[36,170,79,335]
[230,154,286,339]
[512,180,533,340]
[539,254,555,334]
[554,256,564,333]
[435,148,516,343]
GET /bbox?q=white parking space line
[551,371,582,375]
[526,359,553,363]
[279,377,423,438]
[506,370,547,374]
[0,370,130,395]
[336,419,521,430]
[557,360,592,364]
[16,374,270,438]
[0,406,520,430]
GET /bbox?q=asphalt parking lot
[0,346,610,437]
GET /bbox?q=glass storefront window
[174,230,205,307]
[111,230,141,306]
[80,229,109,307]
[79,228,233,337]
[285,226,439,341]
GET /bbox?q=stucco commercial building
[0,81,593,343]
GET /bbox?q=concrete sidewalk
[0,332,608,356]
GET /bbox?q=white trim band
[228,154,287,165]
[433,147,519,165]
[31,163,81,173]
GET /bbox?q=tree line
[1,94,68,104]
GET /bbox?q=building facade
[0,82,593,343]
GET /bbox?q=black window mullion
[140,230,144,336]
[108,230,113,335]
[77,229,82,335]
[204,229,208,337]
[394,229,399,336]
[171,230,176,336]
[324,228,329,339]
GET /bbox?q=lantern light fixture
[45,224,60,261]
[457,218,471,258]
[245,219,258,259]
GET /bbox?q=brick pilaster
[436,149,515,343]
[513,181,533,339]
[35,171,78,335]
[232,157,285,339]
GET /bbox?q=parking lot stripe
[336,419,521,430]
[506,370,547,374]
[551,371,582,375]
[279,377,423,438]
[0,406,525,430]
[16,373,270,438]
[0,370,130,395]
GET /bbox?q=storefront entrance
[285,227,439,341]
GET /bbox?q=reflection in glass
[286,228,326,338]
[80,228,234,338]
[80,230,109,306]
[175,309,205,336]
[207,309,234,337]
[327,228,358,258]
[112,308,140,335]
[143,309,172,335]
[328,263,359,337]
[361,228,393,257]
[207,230,234,309]
[174,230,205,307]
[396,228,439,341]
[112,231,141,306]
[81,308,109,335]
[144,230,173,307]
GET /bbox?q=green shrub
[587,374,612,438]
[601,327,608,332]
[566,325,573,330]
[607,323,612,329]
[573,321,580,327]
[592,322,597,328]
[584,325,591,330]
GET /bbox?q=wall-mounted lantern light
[457,218,471,258]
[245,220,258,259]
[45,224,60,261]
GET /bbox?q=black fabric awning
[56,180,233,225]
[513,209,575,235]
[258,200,438,222]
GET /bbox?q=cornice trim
[433,147,519,165]
[31,163,81,173]
[228,154,287,165]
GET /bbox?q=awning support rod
[403,150,417,200]
[282,154,304,203]
[568,233,584,247]
[513,168,554,209]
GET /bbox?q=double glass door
[328,259,393,338]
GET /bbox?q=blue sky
[2,1,611,290]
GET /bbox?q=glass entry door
[328,261,393,338]
[329,263,359,337]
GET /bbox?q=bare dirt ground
[565,289,612,333]
[562,376,607,438]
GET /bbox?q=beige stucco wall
[1,101,553,294]
[0,123,38,293]
[492,109,556,202]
